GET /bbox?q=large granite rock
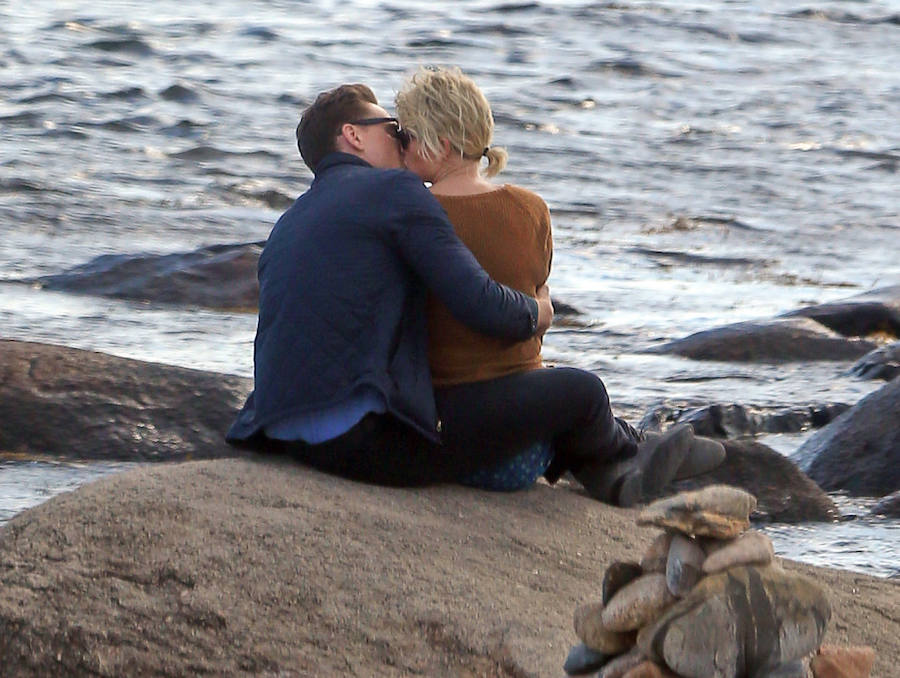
[668,439,838,523]
[647,317,876,362]
[0,460,897,677]
[637,565,830,678]
[794,377,900,497]
[0,340,249,461]
[779,284,900,338]
[31,241,264,311]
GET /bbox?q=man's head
[296,84,405,172]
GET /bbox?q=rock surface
[795,377,900,497]
[810,645,876,678]
[670,439,839,523]
[31,241,264,311]
[648,317,877,362]
[639,402,850,439]
[702,529,775,574]
[779,284,900,339]
[0,460,897,677]
[848,341,900,381]
[0,340,249,461]
[870,490,900,518]
[637,485,756,538]
[637,565,830,678]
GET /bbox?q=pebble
[573,601,637,654]
[597,647,645,678]
[637,565,830,678]
[637,485,756,538]
[563,643,609,676]
[602,561,643,605]
[601,573,676,632]
[702,529,774,574]
[639,533,672,574]
[810,645,875,678]
[665,534,705,597]
[621,660,680,677]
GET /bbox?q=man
[227,84,553,484]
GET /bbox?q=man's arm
[388,172,551,341]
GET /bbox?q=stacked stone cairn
[564,485,876,678]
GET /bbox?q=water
[2,0,898,576]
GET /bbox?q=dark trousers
[279,367,639,486]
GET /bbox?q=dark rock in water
[602,561,643,605]
[669,439,838,523]
[849,341,900,381]
[871,490,900,517]
[779,284,900,338]
[563,643,609,675]
[648,317,876,362]
[639,402,850,438]
[0,340,250,461]
[32,241,264,311]
[795,377,900,497]
[637,565,830,678]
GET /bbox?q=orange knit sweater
[429,185,552,386]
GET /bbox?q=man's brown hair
[296,84,378,173]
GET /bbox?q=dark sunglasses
[349,117,411,149]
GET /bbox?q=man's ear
[336,123,365,153]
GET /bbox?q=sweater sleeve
[387,172,539,341]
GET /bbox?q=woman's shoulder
[500,184,551,220]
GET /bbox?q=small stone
[666,534,705,597]
[637,565,830,678]
[703,529,775,574]
[603,561,644,605]
[563,643,609,675]
[597,648,645,678]
[810,645,875,678]
[640,533,673,573]
[601,573,676,632]
[621,660,681,677]
[637,485,757,539]
[574,601,637,654]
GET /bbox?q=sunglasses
[349,117,411,149]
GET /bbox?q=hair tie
[482,147,490,157]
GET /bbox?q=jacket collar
[314,152,372,176]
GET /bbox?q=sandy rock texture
[0,459,897,677]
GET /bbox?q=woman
[395,67,723,503]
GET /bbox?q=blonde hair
[395,66,508,178]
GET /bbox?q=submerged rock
[870,490,900,518]
[647,317,876,363]
[637,565,830,678]
[848,341,900,381]
[31,241,264,311]
[0,340,248,461]
[779,284,900,338]
[795,377,900,497]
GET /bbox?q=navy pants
[280,367,639,487]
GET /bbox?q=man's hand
[535,284,553,336]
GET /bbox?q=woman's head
[395,66,507,179]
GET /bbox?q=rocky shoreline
[0,459,897,677]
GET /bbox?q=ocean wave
[169,146,281,161]
[159,84,200,102]
[85,37,154,56]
